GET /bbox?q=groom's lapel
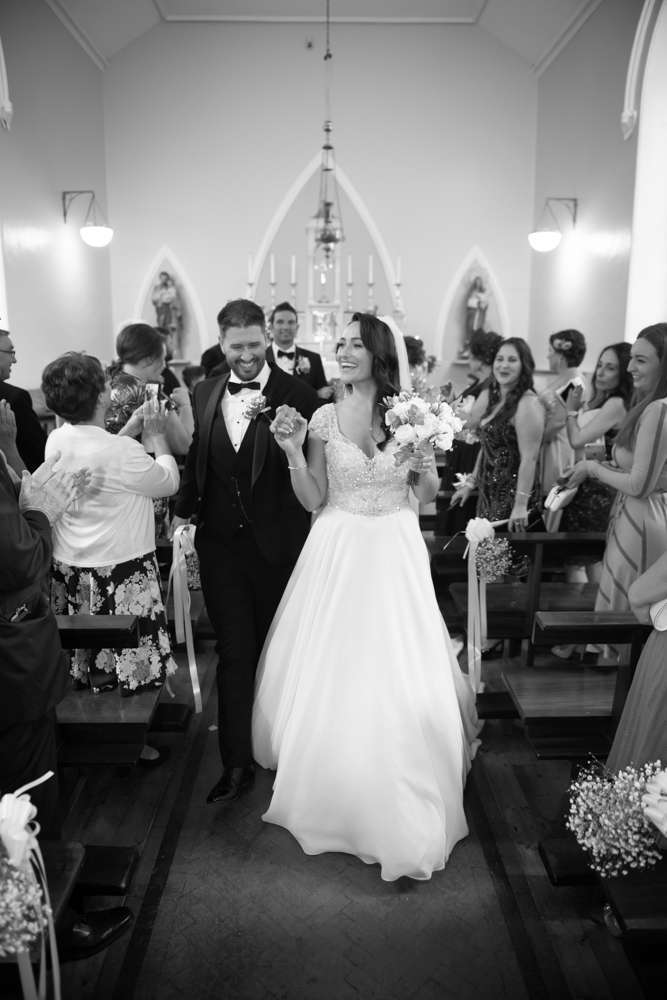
[197,374,229,488]
[252,367,279,488]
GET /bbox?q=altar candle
[368,253,373,284]
[347,254,353,284]
[396,254,401,283]
[291,254,296,284]
[270,254,275,284]
[247,253,253,283]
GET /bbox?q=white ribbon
[463,517,508,695]
[0,773,61,1000]
[166,525,202,713]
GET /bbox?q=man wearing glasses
[0,329,47,472]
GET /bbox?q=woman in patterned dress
[563,324,667,659]
[106,323,194,537]
[450,338,545,532]
[42,353,179,730]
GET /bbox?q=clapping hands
[0,400,17,451]
[19,452,91,524]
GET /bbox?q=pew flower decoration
[384,388,463,486]
[642,765,667,837]
[242,393,270,421]
[475,537,512,582]
[567,761,664,876]
[0,848,49,958]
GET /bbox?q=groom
[172,299,319,804]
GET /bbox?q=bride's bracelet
[288,461,308,472]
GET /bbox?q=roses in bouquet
[384,388,463,486]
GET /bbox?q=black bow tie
[277,350,295,359]
[228,381,260,394]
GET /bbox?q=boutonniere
[242,393,271,421]
[295,355,311,375]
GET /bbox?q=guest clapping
[42,353,179,705]
[450,338,544,531]
[563,323,667,648]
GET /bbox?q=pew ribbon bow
[0,772,61,1000]
[167,525,202,713]
[463,517,508,694]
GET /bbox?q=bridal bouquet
[384,389,463,485]
[567,761,664,876]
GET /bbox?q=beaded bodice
[309,404,410,517]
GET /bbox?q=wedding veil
[378,314,411,392]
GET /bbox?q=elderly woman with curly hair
[43,353,179,720]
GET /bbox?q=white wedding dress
[252,404,482,881]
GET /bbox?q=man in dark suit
[266,302,333,400]
[171,299,319,805]
[0,329,47,472]
[200,341,226,377]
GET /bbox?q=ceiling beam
[42,0,108,70]
[532,0,605,76]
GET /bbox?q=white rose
[394,424,417,445]
[465,517,496,544]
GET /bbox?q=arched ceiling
[43,0,606,73]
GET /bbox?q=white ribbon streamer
[0,774,61,1000]
[166,525,202,713]
[463,518,509,694]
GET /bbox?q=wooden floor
[54,644,664,1000]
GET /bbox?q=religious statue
[465,276,489,336]
[151,271,183,357]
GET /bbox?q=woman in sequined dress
[251,314,481,882]
[450,338,544,530]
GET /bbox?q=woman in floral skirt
[42,353,179,727]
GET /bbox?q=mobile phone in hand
[555,377,584,404]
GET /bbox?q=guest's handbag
[544,482,579,512]
[649,599,667,631]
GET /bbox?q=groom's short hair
[217,299,266,336]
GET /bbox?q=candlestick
[270,254,275,284]
[347,254,353,284]
[396,254,401,284]
[291,254,296,284]
[368,253,373,285]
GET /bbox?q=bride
[252,313,481,881]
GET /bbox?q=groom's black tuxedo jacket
[174,365,319,566]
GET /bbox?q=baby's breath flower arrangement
[475,537,512,582]
[0,847,49,958]
[567,761,664,876]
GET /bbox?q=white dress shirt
[45,423,180,566]
[272,346,296,375]
[221,362,272,451]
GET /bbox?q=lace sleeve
[308,404,334,441]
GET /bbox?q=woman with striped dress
[563,324,667,657]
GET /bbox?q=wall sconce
[62,190,113,247]
[528,198,578,252]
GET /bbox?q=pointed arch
[133,244,209,358]
[436,245,511,355]
[250,154,400,312]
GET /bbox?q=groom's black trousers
[197,526,295,769]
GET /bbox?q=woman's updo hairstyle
[469,329,503,368]
[404,336,426,369]
[549,329,586,367]
[107,323,164,379]
[342,313,400,450]
[42,352,106,424]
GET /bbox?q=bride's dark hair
[345,312,401,450]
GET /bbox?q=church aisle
[66,645,645,1000]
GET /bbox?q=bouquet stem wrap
[167,525,202,713]
[0,772,61,1000]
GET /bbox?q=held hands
[18,452,91,524]
[270,405,308,454]
[0,400,17,449]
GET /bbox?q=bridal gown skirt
[252,505,481,882]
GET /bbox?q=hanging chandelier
[313,0,344,271]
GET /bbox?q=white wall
[0,0,112,389]
[103,21,538,364]
[528,0,641,370]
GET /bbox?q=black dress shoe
[206,765,255,804]
[60,907,134,962]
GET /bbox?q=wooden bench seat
[599,861,667,940]
[56,614,139,649]
[57,684,163,768]
[451,582,598,637]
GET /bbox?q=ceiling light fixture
[62,190,113,247]
[312,0,344,272]
[528,198,577,252]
